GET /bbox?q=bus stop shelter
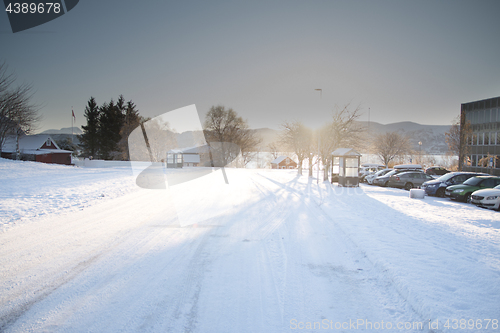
[332,148,361,187]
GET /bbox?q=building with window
[460,96,500,176]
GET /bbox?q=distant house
[1,134,72,165]
[166,145,212,168]
[181,145,211,167]
[271,156,297,169]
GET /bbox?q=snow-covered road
[1,160,499,332]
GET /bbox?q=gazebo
[331,148,361,187]
[166,149,183,168]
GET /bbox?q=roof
[271,156,296,164]
[1,135,61,153]
[331,148,361,157]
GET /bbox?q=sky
[1,0,500,133]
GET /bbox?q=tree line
[276,104,460,179]
[78,95,143,160]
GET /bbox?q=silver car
[386,171,434,190]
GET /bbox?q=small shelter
[1,134,72,165]
[166,149,183,168]
[271,156,297,169]
[331,148,361,187]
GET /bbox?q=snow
[0,158,499,332]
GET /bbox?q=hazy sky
[2,0,500,132]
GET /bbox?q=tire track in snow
[255,173,432,332]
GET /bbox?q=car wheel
[404,183,413,191]
[384,181,389,187]
[436,188,445,198]
[465,193,472,203]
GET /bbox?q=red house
[271,156,297,169]
[1,134,72,165]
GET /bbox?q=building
[181,145,211,167]
[460,96,500,176]
[1,134,72,165]
[166,145,213,168]
[271,156,297,169]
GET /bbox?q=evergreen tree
[98,99,125,160]
[118,100,143,160]
[78,97,100,158]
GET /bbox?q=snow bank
[0,158,138,230]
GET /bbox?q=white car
[365,168,392,185]
[359,164,386,181]
[471,185,500,211]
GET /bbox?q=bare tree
[268,141,280,160]
[203,105,261,167]
[0,62,41,156]
[446,116,472,170]
[279,121,311,175]
[373,131,412,167]
[317,104,364,181]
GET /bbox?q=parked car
[421,172,489,197]
[425,166,450,177]
[366,168,392,185]
[386,171,433,190]
[372,165,423,187]
[471,185,500,211]
[445,176,500,203]
[359,164,386,182]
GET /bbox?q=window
[481,178,495,188]
[496,156,500,169]
[46,139,51,147]
[478,133,483,145]
[497,132,500,146]
[472,155,477,167]
[492,109,497,122]
[484,132,490,145]
[485,109,490,123]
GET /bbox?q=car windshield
[463,177,483,186]
[434,173,456,182]
[374,169,390,177]
[383,170,397,177]
[494,184,500,189]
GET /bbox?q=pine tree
[118,100,143,160]
[78,97,100,158]
[98,99,125,160]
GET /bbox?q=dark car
[386,171,433,190]
[421,172,490,197]
[425,166,450,176]
[445,176,500,203]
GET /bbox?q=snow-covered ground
[0,158,499,332]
